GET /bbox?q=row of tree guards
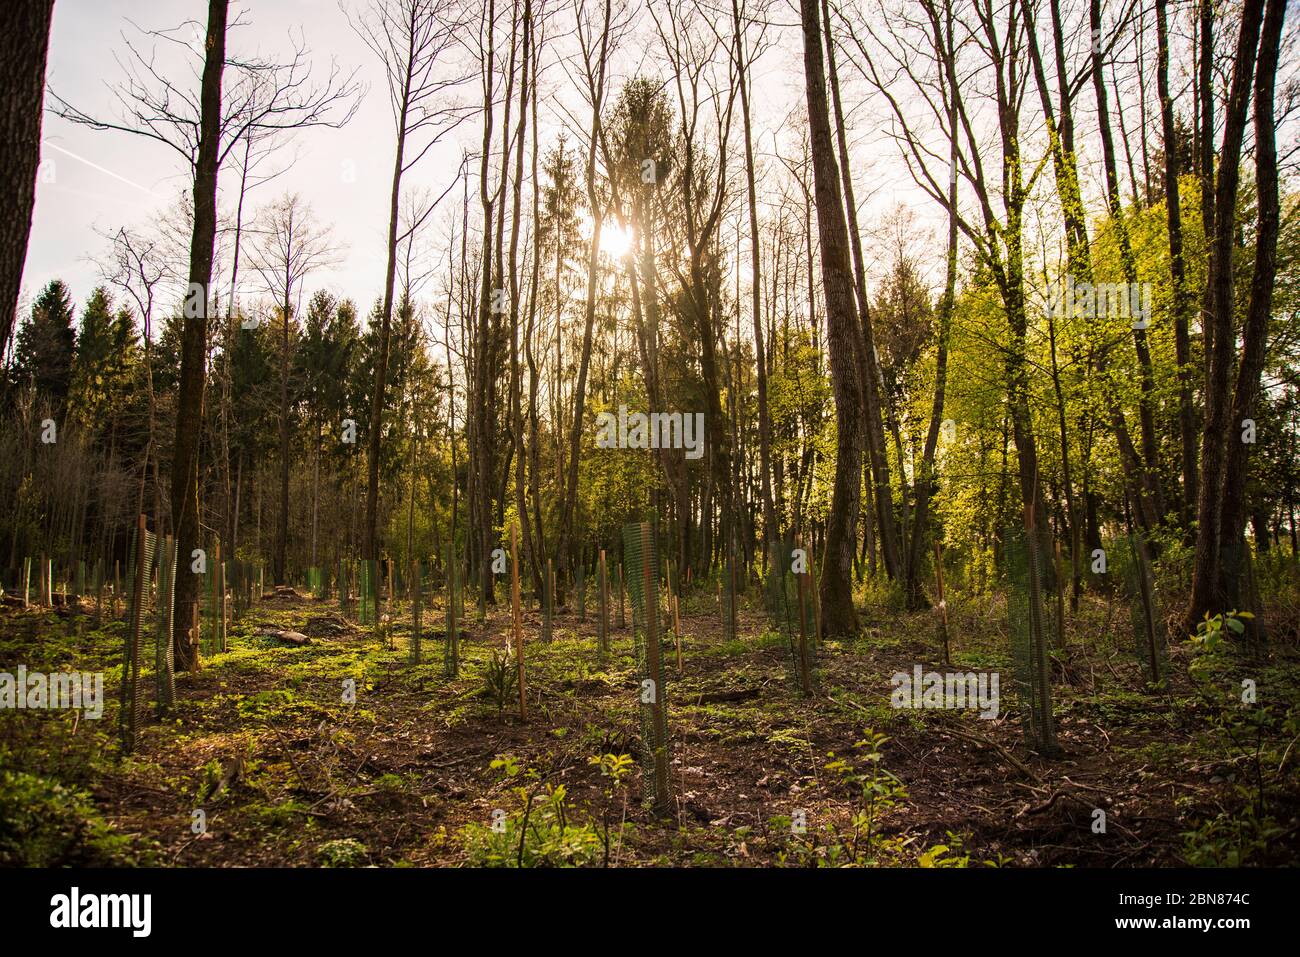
[117,516,262,753]
[6,509,1178,771]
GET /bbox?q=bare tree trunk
[509,0,535,601]
[171,0,229,672]
[1187,0,1267,630]
[364,112,408,568]
[799,0,862,637]
[1155,0,1198,534]
[732,0,777,580]
[823,0,903,584]
[275,285,291,584]
[0,0,53,352]
[1089,0,1162,521]
[1198,0,1215,248]
[1216,0,1286,632]
[556,0,613,599]
[906,0,959,609]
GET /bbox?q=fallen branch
[933,718,1042,784]
[257,628,313,646]
[692,687,762,705]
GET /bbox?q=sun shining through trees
[0,0,1297,883]
[581,214,634,259]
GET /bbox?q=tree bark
[799,0,862,637]
[1216,0,1286,630]
[1155,0,1197,534]
[1186,0,1267,630]
[171,0,229,672]
[822,0,903,585]
[0,1,55,353]
[732,0,777,582]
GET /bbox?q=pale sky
[33,0,1190,333]
[28,0,433,312]
[25,0,838,325]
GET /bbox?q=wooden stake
[598,549,609,656]
[511,524,526,720]
[808,545,822,645]
[795,569,812,696]
[673,594,683,672]
[640,522,670,814]
[544,557,554,642]
[932,539,950,665]
[617,561,625,628]
[1053,539,1066,649]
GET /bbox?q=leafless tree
[348,0,474,569]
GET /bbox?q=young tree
[350,0,472,564]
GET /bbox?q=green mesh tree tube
[1005,523,1058,755]
[155,535,177,712]
[576,559,586,622]
[201,545,222,656]
[624,521,672,816]
[410,559,422,665]
[216,559,227,653]
[72,560,86,612]
[768,541,815,692]
[1119,532,1165,685]
[120,518,153,754]
[616,562,625,628]
[542,558,554,643]
[598,549,609,659]
[239,561,254,619]
[444,546,459,678]
[359,559,378,625]
[93,559,104,624]
[724,534,739,642]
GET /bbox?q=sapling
[588,752,634,866]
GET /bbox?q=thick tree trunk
[799,0,861,638]
[1186,0,1267,630]
[822,0,903,584]
[0,1,55,353]
[1216,0,1286,632]
[171,0,229,672]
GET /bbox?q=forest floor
[2,583,1299,867]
